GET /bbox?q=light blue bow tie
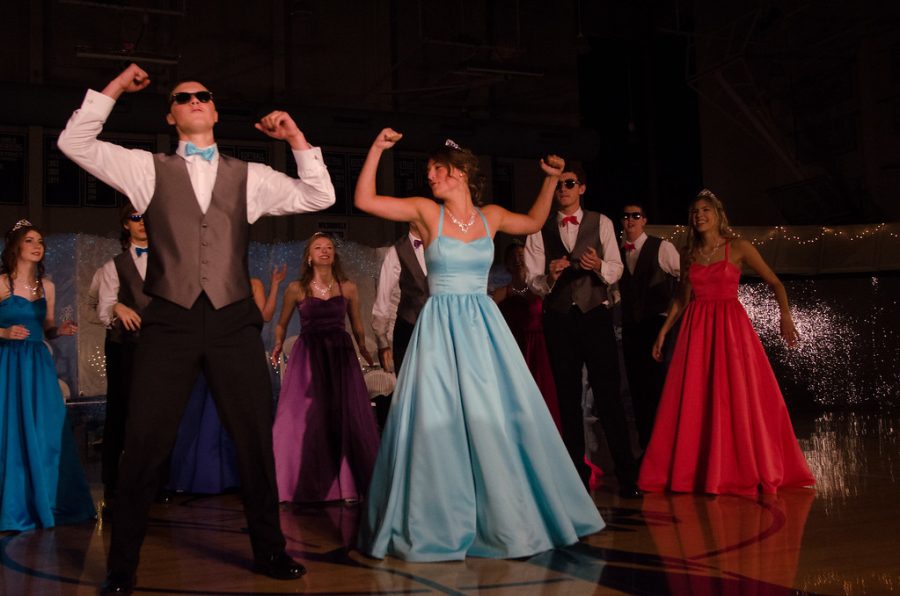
[185,142,217,162]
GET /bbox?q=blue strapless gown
[0,296,96,531]
[359,208,604,561]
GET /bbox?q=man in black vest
[95,205,152,517]
[524,166,639,498]
[59,63,335,593]
[618,203,680,450]
[372,221,428,374]
[371,222,427,426]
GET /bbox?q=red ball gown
[638,243,814,495]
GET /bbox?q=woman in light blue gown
[0,220,96,532]
[354,131,604,562]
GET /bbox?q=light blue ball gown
[359,206,604,561]
[0,293,96,531]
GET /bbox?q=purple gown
[273,292,380,502]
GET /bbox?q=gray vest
[541,210,609,314]
[619,235,676,325]
[108,250,152,343]
[395,236,428,325]
[144,154,251,309]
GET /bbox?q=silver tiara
[11,219,33,232]
[444,138,461,151]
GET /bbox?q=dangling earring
[307,258,312,266]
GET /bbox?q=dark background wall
[1,0,898,246]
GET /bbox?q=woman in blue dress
[0,220,96,531]
[354,131,604,561]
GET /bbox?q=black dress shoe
[99,571,135,594]
[254,551,306,580]
[618,485,642,499]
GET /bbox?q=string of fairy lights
[651,222,900,247]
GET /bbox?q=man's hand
[113,303,142,332]
[547,256,571,285]
[255,111,310,150]
[102,63,151,100]
[579,247,602,272]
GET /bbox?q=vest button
[201,241,208,246]
[201,223,208,228]
[202,259,209,264]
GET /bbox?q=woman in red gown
[638,190,814,495]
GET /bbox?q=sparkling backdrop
[740,276,900,409]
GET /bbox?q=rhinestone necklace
[698,240,724,264]
[447,209,476,233]
[310,278,334,298]
[17,277,41,297]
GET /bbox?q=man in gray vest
[95,205,152,518]
[59,63,335,593]
[524,166,639,498]
[618,203,680,450]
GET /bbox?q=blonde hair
[684,189,733,264]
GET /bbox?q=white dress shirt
[371,234,427,349]
[524,208,624,299]
[622,232,681,277]
[57,89,335,223]
[85,266,105,327]
[96,243,149,327]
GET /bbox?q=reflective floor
[1,409,897,595]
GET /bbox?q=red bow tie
[412,239,423,249]
[623,242,636,252]
[560,215,579,226]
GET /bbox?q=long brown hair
[298,232,348,296]
[1,220,45,294]
[429,140,486,205]
[684,189,733,265]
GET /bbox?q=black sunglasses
[128,214,144,222]
[557,179,581,190]
[622,212,644,220]
[169,91,214,105]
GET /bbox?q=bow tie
[560,215,579,227]
[135,247,149,258]
[623,242,636,252]
[185,142,217,162]
[412,239,423,249]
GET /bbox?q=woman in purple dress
[271,233,380,503]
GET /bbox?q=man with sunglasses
[94,206,151,520]
[59,63,335,593]
[618,204,680,450]
[524,167,640,499]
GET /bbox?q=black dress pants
[543,305,637,488]
[391,317,416,374]
[621,315,671,450]
[102,336,136,499]
[108,294,283,575]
